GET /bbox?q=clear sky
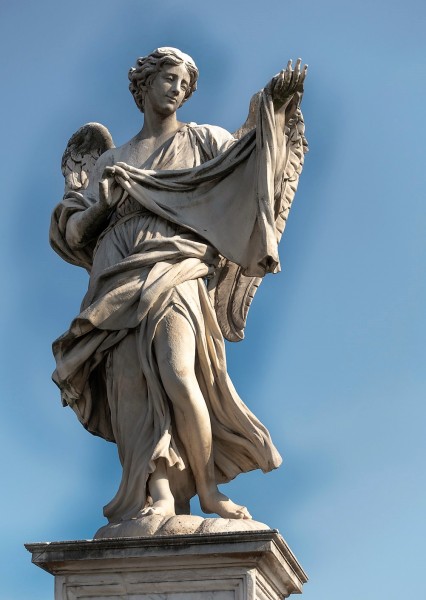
[1,0,425,598]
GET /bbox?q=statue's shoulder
[188,122,232,140]
[187,123,235,156]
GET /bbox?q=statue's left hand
[267,58,308,111]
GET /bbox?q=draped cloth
[50,91,286,522]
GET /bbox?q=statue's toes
[236,506,252,520]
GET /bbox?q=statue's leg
[140,457,176,517]
[154,306,251,520]
[105,331,175,521]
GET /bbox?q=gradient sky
[1,1,425,598]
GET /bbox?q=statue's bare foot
[138,499,175,518]
[200,490,252,520]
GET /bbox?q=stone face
[50,46,308,526]
[26,530,308,599]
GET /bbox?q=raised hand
[267,58,308,111]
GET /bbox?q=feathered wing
[50,123,114,270]
[210,260,263,342]
[211,98,308,342]
[61,122,115,193]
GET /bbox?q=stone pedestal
[26,530,307,599]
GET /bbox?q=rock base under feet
[94,514,270,538]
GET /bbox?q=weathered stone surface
[26,529,308,599]
[50,46,308,528]
[94,514,270,539]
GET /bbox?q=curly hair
[128,47,199,113]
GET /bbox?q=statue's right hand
[99,166,128,209]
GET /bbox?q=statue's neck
[139,110,182,141]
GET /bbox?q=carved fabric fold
[50,91,288,521]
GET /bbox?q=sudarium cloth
[50,91,285,521]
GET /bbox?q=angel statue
[50,47,308,532]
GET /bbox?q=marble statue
[50,47,308,530]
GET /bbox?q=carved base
[26,527,307,599]
[94,514,270,538]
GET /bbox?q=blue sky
[1,0,425,598]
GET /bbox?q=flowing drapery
[50,91,286,521]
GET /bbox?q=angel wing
[50,123,115,270]
[210,95,308,342]
[61,122,114,193]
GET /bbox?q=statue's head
[129,47,199,113]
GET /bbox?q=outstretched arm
[233,59,307,140]
[233,92,262,140]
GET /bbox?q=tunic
[51,92,287,522]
